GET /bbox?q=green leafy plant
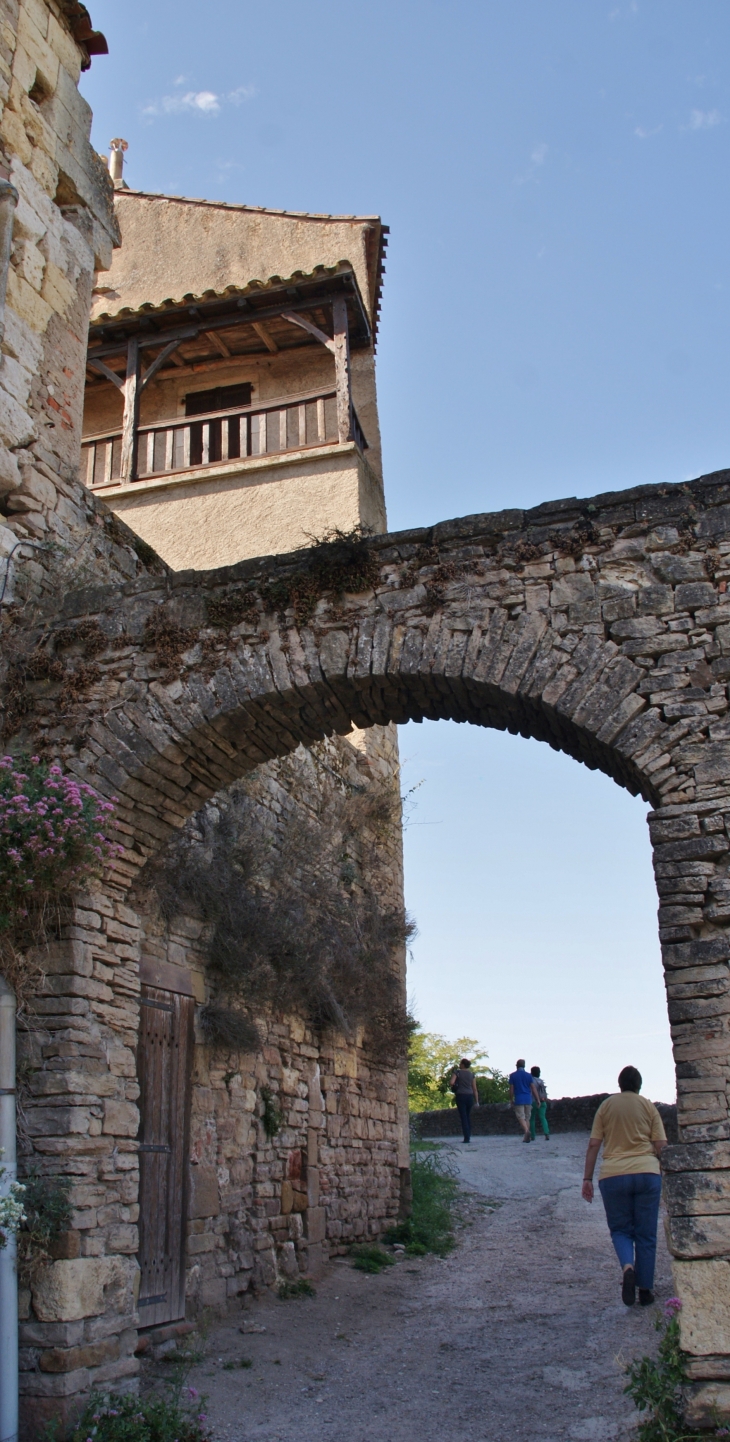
[407,1027,508,1111]
[222,1357,253,1370]
[384,1146,458,1256]
[278,1277,316,1299]
[16,1166,72,1262]
[56,1389,211,1442]
[261,1086,281,1139]
[624,1298,730,1441]
[351,1243,395,1273]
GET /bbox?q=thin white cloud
[635,124,662,139]
[142,84,255,121]
[229,85,255,105]
[514,142,549,185]
[687,108,723,130]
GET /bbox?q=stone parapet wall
[415,1094,679,1141]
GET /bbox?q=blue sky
[80,1,730,1101]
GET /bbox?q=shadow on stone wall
[413,1093,678,1142]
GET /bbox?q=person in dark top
[509,1059,535,1142]
[530,1065,550,1141]
[450,1058,479,1143]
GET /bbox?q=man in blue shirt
[509,1059,535,1143]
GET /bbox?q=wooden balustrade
[82,388,367,489]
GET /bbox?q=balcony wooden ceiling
[85,267,370,392]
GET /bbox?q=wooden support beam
[205,330,231,358]
[87,357,124,390]
[332,296,352,444]
[120,336,140,483]
[280,311,335,353]
[140,338,187,391]
[251,321,278,354]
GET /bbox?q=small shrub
[222,1357,252,1370]
[0,756,121,937]
[624,1297,730,1441]
[351,1244,395,1273]
[384,1147,458,1257]
[59,1388,211,1442]
[261,528,380,626]
[17,1166,72,1261]
[278,1277,315,1299]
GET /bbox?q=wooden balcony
[82,387,368,491]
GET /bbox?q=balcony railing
[82,387,367,489]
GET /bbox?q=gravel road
[173,1133,672,1441]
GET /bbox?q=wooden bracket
[281,311,335,354]
[87,357,124,390]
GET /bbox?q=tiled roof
[92,259,359,325]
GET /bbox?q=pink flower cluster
[0,756,123,925]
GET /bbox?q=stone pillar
[651,801,730,1425]
[18,893,141,1439]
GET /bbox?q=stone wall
[134,727,407,1312]
[415,1094,679,1141]
[0,0,161,616]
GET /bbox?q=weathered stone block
[189,1165,219,1219]
[31,1257,130,1323]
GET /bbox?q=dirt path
[174,1134,672,1441]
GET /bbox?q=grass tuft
[278,1277,316,1299]
[351,1243,395,1273]
[384,1146,458,1257]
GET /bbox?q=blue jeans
[456,1094,474,1141]
[598,1173,662,1289]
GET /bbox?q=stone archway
[14,469,730,1424]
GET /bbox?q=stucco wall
[98,445,385,571]
[90,190,383,328]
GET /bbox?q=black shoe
[523,1136,532,1143]
[545,1134,550,1141]
[639,1289,655,1306]
[622,1267,636,1307]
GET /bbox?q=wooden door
[136,984,194,1329]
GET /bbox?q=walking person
[582,1065,666,1306]
[530,1065,550,1141]
[450,1057,479,1143]
[509,1059,535,1143]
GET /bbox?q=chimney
[109,138,128,189]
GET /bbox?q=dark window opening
[185,384,253,467]
[184,383,252,417]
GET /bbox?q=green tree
[407,1027,509,1111]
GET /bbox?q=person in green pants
[530,1066,550,1140]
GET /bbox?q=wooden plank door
[136,984,194,1329]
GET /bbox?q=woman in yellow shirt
[581,1065,666,1308]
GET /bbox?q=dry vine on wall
[141,742,415,1064]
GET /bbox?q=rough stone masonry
[7,473,730,1424]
